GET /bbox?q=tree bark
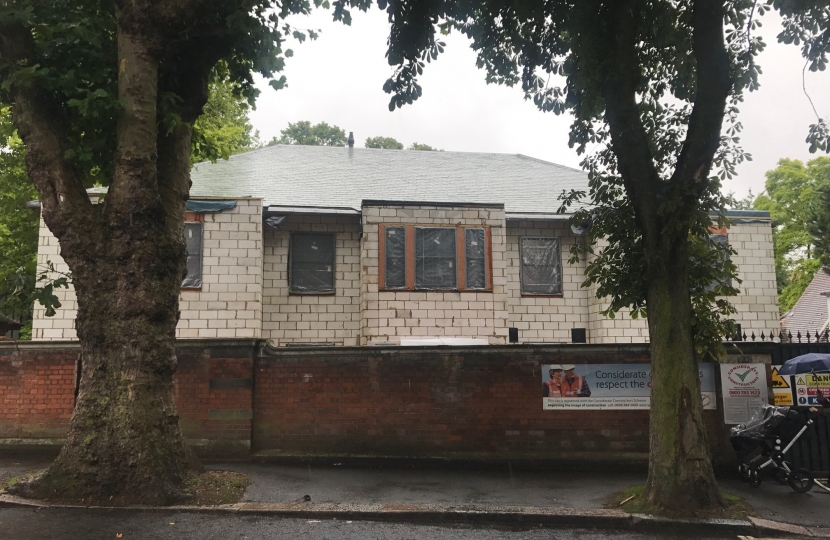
[8,25,196,505]
[595,0,732,510]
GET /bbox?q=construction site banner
[542,363,716,411]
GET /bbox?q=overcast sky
[248,8,830,199]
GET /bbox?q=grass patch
[0,470,42,492]
[182,470,249,506]
[608,485,755,520]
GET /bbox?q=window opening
[290,233,335,294]
[465,228,486,290]
[706,234,732,291]
[520,237,562,295]
[415,227,456,289]
[385,227,406,289]
[182,222,203,288]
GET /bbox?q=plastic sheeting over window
[185,200,237,213]
[520,237,562,295]
[182,222,203,288]
[415,228,456,289]
[385,227,406,289]
[465,228,486,290]
[290,233,335,293]
[706,234,732,291]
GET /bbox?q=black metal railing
[726,326,829,344]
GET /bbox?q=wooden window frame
[379,224,493,292]
[181,212,204,291]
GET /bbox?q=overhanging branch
[0,22,93,236]
[669,0,732,192]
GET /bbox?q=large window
[519,237,562,295]
[380,225,491,291]
[290,233,335,294]
[182,221,203,289]
[415,227,457,289]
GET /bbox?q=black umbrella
[778,353,830,375]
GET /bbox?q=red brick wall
[0,341,762,463]
[0,349,76,439]
[252,346,734,461]
[0,343,256,453]
[175,347,254,453]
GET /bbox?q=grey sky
[248,8,830,200]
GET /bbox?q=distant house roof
[189,145,590,213]
[781,270,830,336]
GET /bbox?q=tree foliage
[269,120,347,146]
[408,142,440,151]
[191,73,260,164]
[365,135,403,149]
[774,1,830,153]
[754,157,830,310]
[0,106,37,332]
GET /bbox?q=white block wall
[31,221,77,340]
[505,220,590,342]
[584,220,779,344]
[360,204,510,345]
[262,215,361,346]
[177,199,263,339]
[728,222,780,334]
[32,197,263,340]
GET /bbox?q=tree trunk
[643,233,723,510]
[593,0,730,511]
[10,27,197,506]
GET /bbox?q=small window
[385,227,406,289]
[415,227,456,289]
[706,234,732,291]
[465,228,486,290]
[290,233,335,294]
[520,237,562,295]
[182,222,203,288]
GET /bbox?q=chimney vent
[348,132,354,148]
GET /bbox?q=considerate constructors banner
[541,363,717,411]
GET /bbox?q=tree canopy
[754,157,830,311]
[0,107,38,335]
[365,135,403,149]
[191,74,260,164]
[269,120,347,146]
[408,142,440,151]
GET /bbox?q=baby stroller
[730,405,816,493]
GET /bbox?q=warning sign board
[795,373,830,406]
[771,366,794,406]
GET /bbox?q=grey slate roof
[781,270,830,335]
[190,145,589,213]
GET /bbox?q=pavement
[0,508,741,540]
[0,455,828,538]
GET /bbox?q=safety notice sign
[795,372,830,407]
[771,366,794,406]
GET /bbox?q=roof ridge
[516,153,585,173]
